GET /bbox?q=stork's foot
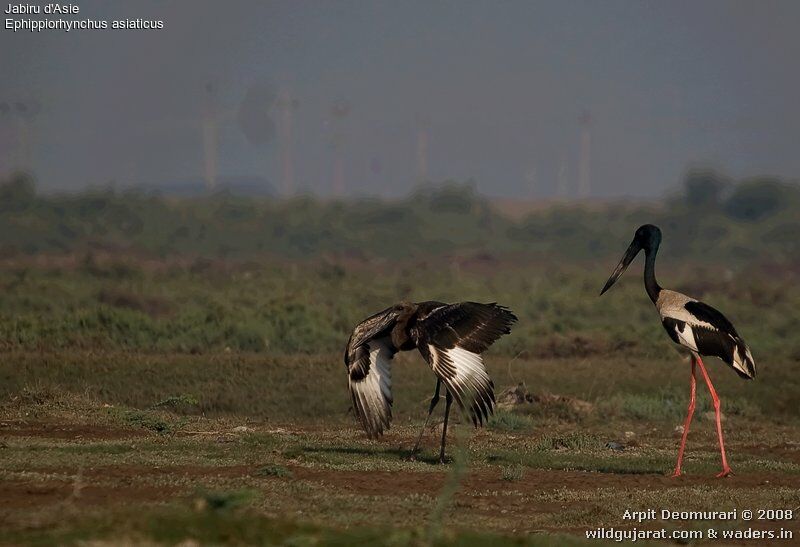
[670,468,683,478]
[716,467,733,478]
[438,454,450,465]
[406,449,420,462]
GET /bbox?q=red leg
[672,356,697,477]
[695,355,733,478]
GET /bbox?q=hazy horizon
[2,0,799,199]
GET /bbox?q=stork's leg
[671,356,697,477]
[439,389,453,464]
[410,379,441,456]
[695,355,733,478]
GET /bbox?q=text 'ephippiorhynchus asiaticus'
[344,301,517,463]
[600,224,756,478]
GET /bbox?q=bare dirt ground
[2,414,799,546]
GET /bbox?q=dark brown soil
[0,421,149,440]
[291,465,800,495]
[0,479,178,510]
[3,421,799,546]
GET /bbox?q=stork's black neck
[643,244,662,303]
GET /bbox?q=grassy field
[1,258,800,545]
[1,353,799,546]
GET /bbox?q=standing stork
[600,225,756,478]
[345,301,517,463]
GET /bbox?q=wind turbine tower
[329,99,350,196]
[11,99,40,174]
[275,87,298,196]
[202,83,219,191]
[0,102,11,176]
[578,109,592,199]
[556,151,569,199]
[416,115,430,182]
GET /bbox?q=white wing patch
[349,340,394,437]
[667,315,756,378]
[672,321,699,352]
[429,345,494,425]
[731,344,755,378]
[659,290,756,379]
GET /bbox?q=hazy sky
[2,0,799,198]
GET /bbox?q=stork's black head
[600,224,662,295]
[633,224,661,251]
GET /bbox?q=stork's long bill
[600,238,642,295]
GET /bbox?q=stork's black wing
[412,302,517,426]
[345,305,401,362]
[683,301,756,379]
[344,307,401,437]
[685,301,738,337]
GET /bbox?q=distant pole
[669,85,683,168]
[557,152,568,199]
[416,129,429,182]
[578,110,592,199]
[237,82,278,195]
[202,83,218,191]
[333,153,344,196]
[329,100,350,196]
[416,115,430,183]
[13,100,40,174]
[17,110,30,171]
[0,102,10,176]
[276,87,297,196]
[524,165,537,198]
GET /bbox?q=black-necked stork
[344,301,517,463]
[600,224,756,478]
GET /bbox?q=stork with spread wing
[344,301,517,463]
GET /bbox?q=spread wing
[346,305,401,358]
[413,302,517,426]
[344,307,401,437]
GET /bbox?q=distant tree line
[0,171,798,261]
[680,168,799,222]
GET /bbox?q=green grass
[0,347,796,429]
[614,391,689,421]
[598,390,764,422]
[2,388,799,545]
[2,196,800,545]
[488,410,537,432]
[533,432,602,451]
[2,254,799,369]
[4,506,595,546]
[119,409,177,434]
[501,464,525,481]
[194,488,261,511]
[151,393,200,412]
[486,448,678,475]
